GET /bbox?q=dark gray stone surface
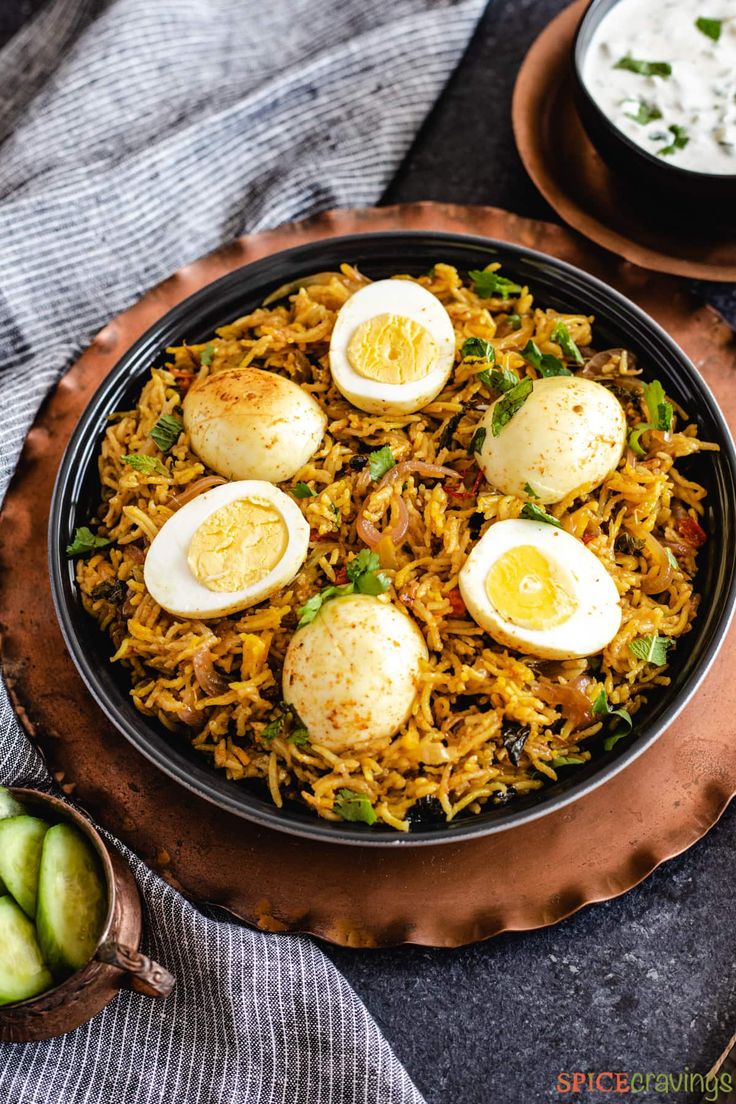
[2,2,735,1102]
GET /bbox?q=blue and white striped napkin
[0,0,487,1100]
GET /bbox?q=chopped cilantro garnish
[262,702,310,745]
[150,413,183,453]
[297,552,389,626]
[66,526,111,557]
[628,632,674,666]
[200,343,215,366]
[333,788,377,825]
[519,502,562,528]
[614,56,672,78]
[368,445,396,482]
[469,269,522,300]
[522,339,571,377]
[469,427,487,455]
[550,321,584,365]
[491,378,533,437]
[629,379,673,455]
[292,481,316,498]
[122,454,168,476]
[658,124,689,157]
[460,337,495,362]
[624,100,663,125]
[507,313,522,331]
[478,366,518,393]
[695,16,721,41]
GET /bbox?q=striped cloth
[0,1,486,1100]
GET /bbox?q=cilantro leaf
[695,16,721,41]
[347,549,390,595]
[150,413,183,453]
[122,453,168,476]
[624,100,663,125]
[200,343,215,366]
[368,445,396,482]
[550,321,584,365]
[478,366,519,393]
[292,482,316,498]
[469,427,487,455]
[491,378,533,437]
[550,755,586,768]
[333,788,377,825]
[506,313,522,331]
[469,269,522,300]
[592,689,633,736]
[262,702,310,745]
[603,731,629,752]
[461,337,495,362]
[523,482,539,499]
[614,56,672,78]
[522,339,571,377]
[66,526,111,557]
[658,124,689,156]
[346,548,381,581]
[643,379,673,431]
[628,632,675,666]
[520,502,561,528]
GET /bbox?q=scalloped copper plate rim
[2,202,736,948]
[512,0,736,282]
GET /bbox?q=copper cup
[0,788,174,1042]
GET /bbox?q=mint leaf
[66,526,111,557]
[461,337,495,362]
[478,366,519,393]
[469,427,487,455]
[469,269,522,300]
[624,100,663,125]
[550,321,584,365]
[122,453,168,476]
[614,56,672,77]
[522,339,571,377]
[368,445,396,482]
[523,482,539,499]
[150,413,183,453]
[658,124,689,156]
[334,788,377,825]
[520,502,561,528]
[491,377,533,436]
[628,633,675,666]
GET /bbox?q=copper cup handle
[96,941,175,998]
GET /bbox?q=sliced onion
[356,493,409,552]
[193,646,230,697]
[537,675,594,731]
[579,348,640,378]
[629,524,674,594]
[169,476,227,510]
[376,460,457,493]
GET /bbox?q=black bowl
[572,0,736,207]
[49,230,736,846]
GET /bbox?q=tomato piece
[447,588,466,616]
[675,515,707,548]
[333,566,348,585]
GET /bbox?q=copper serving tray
[1,202,735,947]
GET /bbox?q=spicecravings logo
[556,1069,733,1101]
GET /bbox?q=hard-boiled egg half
[329,280,455,415]
[282,594,428,756]
[459,518,621,660]
[476,376,626,503]
[183,366,326,484]
[144,481,309,619]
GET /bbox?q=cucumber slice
[36,824,107,979]
[0,788,25,820]
[0,895,53,1005]
[0,816,49,917]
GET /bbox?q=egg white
[144,480,309,619]
[477,376,627,504]
[282,593,428,755]
[328,280,456,415]
[459,518,622,660]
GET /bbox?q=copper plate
[1,203,735,948]
[512,0,736,282]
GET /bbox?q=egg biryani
[72,263,716,832]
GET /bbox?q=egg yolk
[485,545,576,630]
[187,499,287,592]
[347,313,437,384]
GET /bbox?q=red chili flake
[333,566,348,585]
[447,588,466,616]
[582,530,595,545]
[675,515,707,548]
[445,482,474,500]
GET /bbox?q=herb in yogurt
[624,99,663,126]
[657,124,689,156]
[695,17,721,42]
[614,55,672,78]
